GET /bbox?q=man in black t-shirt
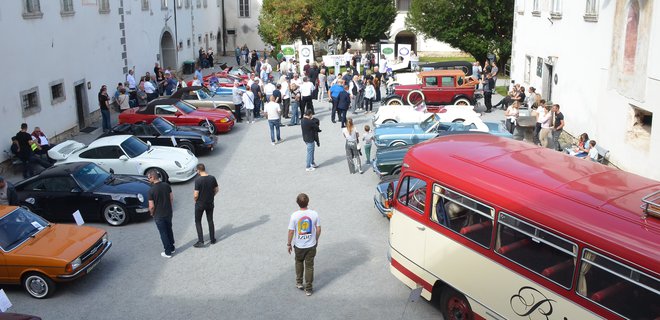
[147,169,175,258]
[193,163,219,247]
[551,104,565,151]
[15,123,50,178]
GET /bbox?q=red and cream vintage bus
[386,134,660,320]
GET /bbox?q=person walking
[264,96,283,145]
[147,169,175,258]
[362,125,374,165]
[336,85,351,128]
[243,88,255,124]
[98,85,111,132]
[551,104,565,151]
[343,118,363,174]
[301,110,320,171]
[193,163,219,248]
[232,81,244,123]
[287,193,321,296]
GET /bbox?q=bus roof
[404,134,660,273]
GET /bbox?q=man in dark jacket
[0,176,18,206]
[336,85,351,128]
[301,110,321,172]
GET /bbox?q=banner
[281,45,296,62]
[322,55,346,76]
[380,44,395,70]
[298,45,314,75]
[397,44,412,63]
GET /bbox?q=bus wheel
[441,287,473,320]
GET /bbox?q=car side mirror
[147,141,152,147]
[175,111,183,117]
[119,155,128,161]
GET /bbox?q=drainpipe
[222,0,226,56]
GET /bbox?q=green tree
[406,0,513,65]
[258,0,326,45]
[318,0,396,50]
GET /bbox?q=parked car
[374,114,490,149]
[373,175,400,219]
[0,205,111,298]
[118,98,235,134]
[100,116,216,155]
[170,86,235,112]
[418,60,474,76]
[14,162,151,226]
[384,70,479,106]
[373,104,479,125]
[48,135,198,183]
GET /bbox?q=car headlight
[67,257,81,272]
[220,117,229,123]
[102,234,109,243]
[175,161,182,168]
[137,193,144,203]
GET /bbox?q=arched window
[623,0,640,73]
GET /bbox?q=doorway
[160,31,177,70]
[73,81,88,129]
[395,31,417,53]
[542,63,554,101]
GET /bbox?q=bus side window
[577,250,660,319]
[431,184,493,248]
[496,212,576,289]
[398,176,427,215]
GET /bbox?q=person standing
[117,88,130,112]
[301,110,321,171]
[373,66,382,102]
[504,101,520,134]
[287,193,321,296]
[551,104,565,151]
[363,79,376,114]
[98,85,111,132]
[300,77,314,115]
[288,83,301,126]
[533,99,547,145]
[483,75,494,113]
[235,47,241,66]
[250,78,263,119]
[232,81,244,123]
[328,80,344,123]
[281,78,291,119]
[362,125,374,165]
[193,163,218,248]
[136,82,148,108]
[343,118,363,174]
[243,89,255,124]
[317,69,327,101]
[336,85,351,128]
[147,169,175,258]
[264,96,283,145]
[539,104,553,148]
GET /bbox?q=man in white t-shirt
[300,77,315,115]
[287,193,321,296]
[263,81,276,102]
[280,79,290,119]
[264,96,282,145]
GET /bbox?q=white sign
[298,45,314,75]
[398,44,412,66]
[322,55,347,77]
[281,44,296,62]
[0,289,11,312]
[380,43,396,70]
[73,210,85,226]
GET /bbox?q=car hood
[12,224,105,262]
[94,174,151,194]
[139,146,195,163]
[190,108,232,120]
[375,123,421,136]
[375,145,412,162]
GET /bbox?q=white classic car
[48,135,198,183]
[372,104,481,125]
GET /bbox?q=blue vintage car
[374,114,512,149]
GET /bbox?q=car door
[420,76,439,105]
[81,146,134,175]
[15,177,52,219]
[437,76,456,104]
[390,176,429,267]
[39,177,84,221]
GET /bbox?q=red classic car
[385,70,479,107]
[188,68,249,87]
[118,99,235,134]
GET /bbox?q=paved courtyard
[4,98,446,319]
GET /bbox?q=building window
[238,0,249,17]
[187,38,191,47]
[516,0,525,14]
[624,0,639,73]
[185,0,190,8]
[584,0,598,21]
[524,55,532,83]
[397,0,411,11]
[49,80,66,105]
[196,0,201,8]
[203,0,207,8]
[217,0,221,7]
[142,0,149,11]
[177,0,182,8]
[99,0,110,14]
[550,0,562,19]
[532,0,540,16]
[20,87,41,117]
[23,0,43,19]
[60,0,74,16]
[161,0,168,10]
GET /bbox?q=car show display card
[73,210,85,226]
[0,289,12,312]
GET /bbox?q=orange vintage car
[0,205,111,299]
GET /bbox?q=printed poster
[281,45,296,62]
[298,45,314,75]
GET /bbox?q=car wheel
[145,167,169,183]
[406,90,425,106]
[440,287,474,320]
[386,98,404,106]
[199,121,217,134]
[382,119,397,124]
[390,141,407,147]
[102,202,130,226]
[453,98,471,106]
[23,272,55,299]
[178,141,195,154]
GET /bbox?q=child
[587,140,598,162]
[362,125,375,164]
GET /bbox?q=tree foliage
[258,0,326,45]
[406,0,513,64]
[319,0,397,47]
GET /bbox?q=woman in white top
[539,104,554,148]
[342,118,362,174]
[242,90,255,123]
[117,88,131,111]
[363,79,376,113]
[504,101,520,134]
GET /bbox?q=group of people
[9,123,54,178]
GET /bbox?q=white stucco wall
[511,0,660,180]
[224,0,266,54]
[389,12,461,55]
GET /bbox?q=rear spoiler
[48,140,86,161]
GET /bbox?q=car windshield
[0,208,49,252]
[120,136,149,158]
[197,89,210,99]
[448,122,477,131]
[174,101,197,114]
[153,117,176,134]
[73,163,111,190]
[420,114,440,131]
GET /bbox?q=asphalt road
[5,99,444,319]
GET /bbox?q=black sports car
[14,162,151,226]
[100,116,216,155]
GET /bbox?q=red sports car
[118,99,235,134]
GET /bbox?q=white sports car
[48,135,198,183]
[372,104,480,125]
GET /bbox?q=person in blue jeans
[336,85,351,128]
[98,86,111,132]
[147,169,175,258]
[264,96,282,145]
[288,83,301,126]
[301,110,321,171]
